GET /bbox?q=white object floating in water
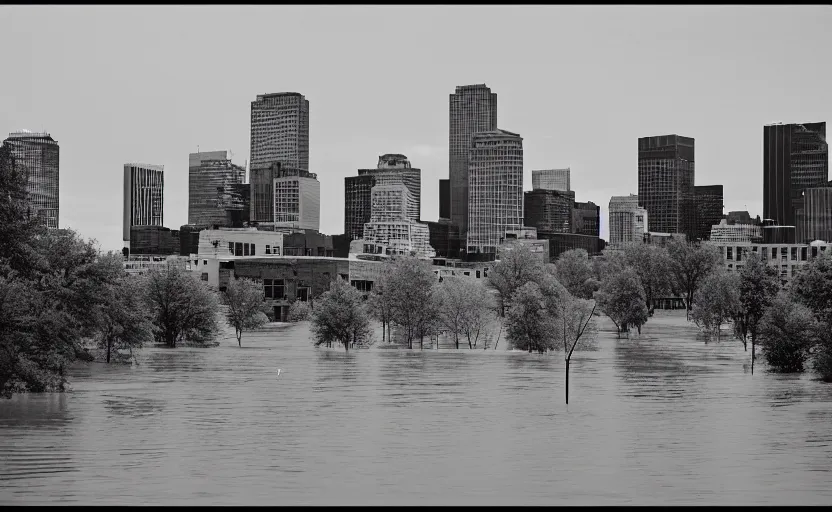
[277,369,281,376]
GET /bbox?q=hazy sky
[2,6,830,250]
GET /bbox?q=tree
[367,262,394,343]
[759,292,820,373]
[222,277,269,347]
[622,243,672,315]
[505,281,555,353]
[553,292,597,405]
[666,239,722,320]
[592,249,628,284]
[733,252,780,363]
[144,263,220,347]
[789,251,832,381]
[310,278,372,351]
[287,300,311,322]
[594,267,648,336]
[436,278,495,349]
[554,249,599,299]
[489,242,547,316]
[386,257,438,349]
[690,270,740,340]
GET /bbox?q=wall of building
[637,135,695,238]
[536,232,604,262]
[573,201,600,237]
[123,163,164,246]
[711,240,832,282]
[524,189,574,234]
[3,132,60,229]
[129,226,179,255]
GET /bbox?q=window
[201,273,208,281]
[244,243,250,256]
[263,279,285,299]
[297,286,310,302]
[266,245,271,255]
[228,242,234,254]
[802,247,808,261]
[736,247,742,262]
[274,246,280,256]
[791,247,797,261]
[771,248,777,259]
[251,243,255,255]
[727,247,733,260]
[235,242,243,256]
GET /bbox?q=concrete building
[123,255,188,276]
[344,174,376,241]
[467,129,524,256]
[797,187,832,242]
[3,131,60,229]
[638,134,695,239]
[129,226,179,255]
[524,189,575,234]
[764,122,828,228]
[424,220,460,258]
[531,168,570,192]
[693,185,724,242]
[357,154,421,221]
[361,184,435,258]
[710,239,832,282]
[449,84,498,239]
[536,232,605,262]
[273,168,320,231]
[573,201,600,237]
[249,92,310,225]
[188,151,246,228]
[608,194,647,247]
[123,163,164,250]
[709,219,762,244]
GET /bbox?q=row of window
[725,245,829,262]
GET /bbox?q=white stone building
[709,219,762,244]
[608,194,648,247]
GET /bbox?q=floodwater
[2,311,831,505]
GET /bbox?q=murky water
[2,311,831,505]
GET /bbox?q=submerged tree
[489,242,547,316]
[690,270,740,340]
[386,257,438,349]
[310,278,372,351]
[554,249,599,300]
[505,281,555,353]
[554,293,597,405]
[759,291,820,373]
[666,239,722,320]
[436,277,495,349]
[594,267,648,336]
[732,252,780,366]
[367,263,394,343]
[93,262,155,363]
[622,243,672,316]
[222,277,269,347]
[789,251,832,381]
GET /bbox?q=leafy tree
[666,239,722,320]
[789,251,832,381]
[690,270,740,340]
[554,249,599,299]
[505,281,555,353]
[436,278,495,349]
[733,252,780,361]
[386,257,439,349]
[287,300,311,322]
[489,242,547,316]
[622,243,672,315]
[759,292,820,373]
[594,267,648,336]
[310,278,372,351]
[552,292,597,405]
[222,277,269,347]
[144,263,220,347]
[367,262,395,342]
[592,249,628,284]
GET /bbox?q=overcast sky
[1,5,830,250]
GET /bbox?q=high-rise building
[763,122,828,228]
[609,194,647,247]
[726,211,754,225]
[637,134,695,238]
[797,187,832,243]
[439,179,450,219]
[123,163,164,249]
[249,92,310,224]
[573,201,600,237]
[467,129,523,256]
[188,150,246,227]
[532,168,570,192]
[273,168,320,231]
[357,154,421,221]
[362,183,434,258]
[449,84,498,238]
[344,175,376,241]
[693,185,724,242]
[3,131,60,229]
[524,189,575,234]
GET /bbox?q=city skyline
[2,6,831,250]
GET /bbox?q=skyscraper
[123,163,164,249]
[467,129,523,255]
[188,150,246,227]
[573,201,600,237]
[449,84,498,238]
[273,168,320,231]
[439,179,450,220]
[357,154,421,221]
[524,189,575,234]
[532,168,570,192]
[797,187,832,243]
[249,92,310,224]
[637,134,695,237]
[693,185,724,242]
[3,131,60,229]
[609,194,647,247]
[344,175,376,241]
[763,122,828,227]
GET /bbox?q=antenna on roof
[197,145,200,154]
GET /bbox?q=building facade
[425,220,460,258]
[123,163,164,249]
[763,122,828,228]
[361,183,434,258]
[693,185,724,242]
[608,194,647,247]
[531,168,570,192]
[710,239,832,282]
[709,219,762,244]
[3,131,60,229]
[249,92,310,224]
[524,189,575,234]
[188,150,246,227]
[357,154,421,221]
[439,179,450,219]
[637,134,695,238]
[536,232,605,262]
[798,187,832,243]
[273,168,320,231]
[344,174,376,241]
[449,84,498,239]
[466,129,524,256]
[573,201,600,237]
[129,226,179,255]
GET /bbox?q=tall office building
[439,179,450,219]
[357,154,421,221]
[249,92,310,224]
[763,122,828,228]
[449,84,498,238]
[637,134,695,237]
[3,131,60,229]
[693,185,724,242]
[532,168,570,192]
[797,187,832,243]
[344,175,376,241]
[123,163,164,249]
[573,201,600,237]
[362,184,434,258]
[188,150,246,227]
[524,189,575,234]
[273,167,320,231]
[467,129,523,255]
[609,194,647,246]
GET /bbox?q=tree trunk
[565,358,570,405]
[420,334,423,351]
[344,337,349,352]
[237,329,242,348]
[382,321,386,343]
[106,337,112,363]
[455,335,459,350]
